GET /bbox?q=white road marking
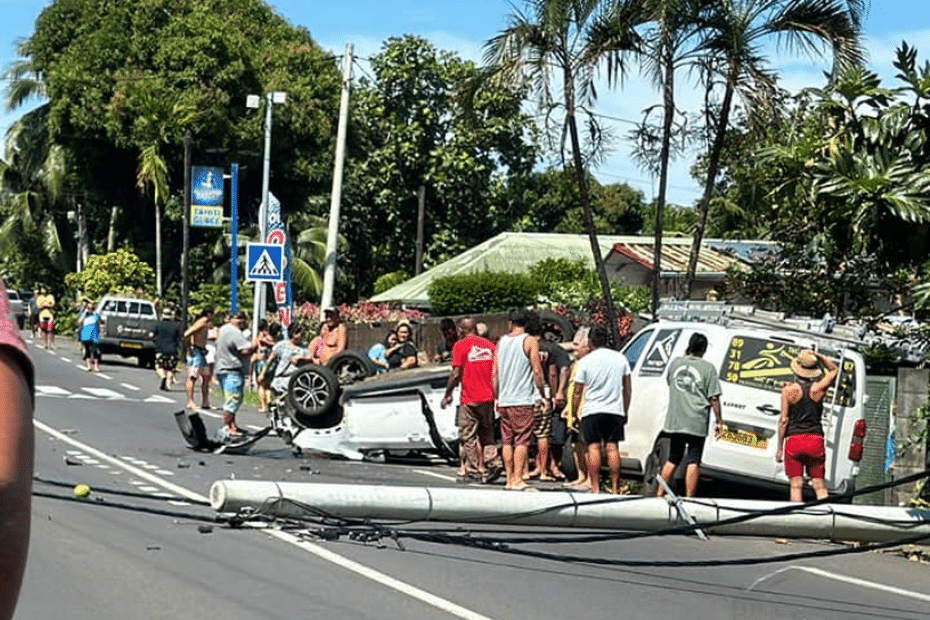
[748,565,930,603]
[97,372,112,379]
[143,394,175,403]
[59,357,72,363]
[120,383,141,391]
[37,385,70,396]
[82,387,127,399]
[34,418,499,620]
[34,420,207,503]
[268,530,498,620]
[414,469,457,482]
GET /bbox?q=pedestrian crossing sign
[246,243,284,282]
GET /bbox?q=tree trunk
[652,37,675,319]
[107,206,119,252]
[566,112,622,347]
[684,71,736,301]
[155,200,163,296]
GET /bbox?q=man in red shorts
[441,317,501,483]
[776,349,838,502]
[492,309,547,491]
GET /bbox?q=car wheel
[642,435,670,496]
[327,350,376,386]
[560,434,579,481]
[287,365,339,422]
[539,311,575,344]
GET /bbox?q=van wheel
[642,436,671,496]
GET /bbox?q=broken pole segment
[209,481,930,544]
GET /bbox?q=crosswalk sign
[246,243,284,282]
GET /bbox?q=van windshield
[721,336,856,406]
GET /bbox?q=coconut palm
[681,0,865,299]
[485,0,644,343]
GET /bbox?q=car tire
[287,365,340,423]
[642,435,687,496]
[173,410,220,451]
[560,434,579,481]
[327,350,376,386]
[539,311,575,344]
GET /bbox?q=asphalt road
[16,336,930,620]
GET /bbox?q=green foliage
[188,283,234,321]
[341,34,538,299]
[63,249,155,300]
[612,283,651,314]
[428,272,539,315]
[373,271,409,295]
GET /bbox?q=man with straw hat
[776,348,838,502]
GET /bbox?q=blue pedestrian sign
[246,243,284,282]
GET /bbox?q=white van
[615,303,867,496]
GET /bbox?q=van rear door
[702,333,804,483]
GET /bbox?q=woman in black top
[386,322,418,370]
[776,349,838,502]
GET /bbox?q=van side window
[720,337,856,406]
[622,329,653,369]
[116,301,128,313]
[140,304,154,316]
[638,329,682,377]
[128,302,140,314]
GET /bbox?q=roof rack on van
[655,301,866,351]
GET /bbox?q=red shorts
[498,405,535,447]
[784,434,826,478]
[39,317,55,332]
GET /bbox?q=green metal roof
[370,232,636,307]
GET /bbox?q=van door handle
[756,404,780,416]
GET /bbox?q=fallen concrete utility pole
[210,481,930,544]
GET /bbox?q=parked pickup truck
[5,290,26,329]
[96,295,158,367]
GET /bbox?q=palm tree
[681,0,865,299]
[485,0,643,343]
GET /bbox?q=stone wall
[889,368,929,506]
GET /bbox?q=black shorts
[665,432,706,466]
[579,413,625,444]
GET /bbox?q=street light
[246,91,286,339]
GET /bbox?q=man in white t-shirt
[569,326,631,494]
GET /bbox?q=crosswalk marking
[36,384,177,404]
[82,387,127,399]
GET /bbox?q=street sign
[191,166,224,228]
[246,243,284,282]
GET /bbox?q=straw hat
[790,349,822,379]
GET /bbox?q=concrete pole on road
[210,480,930,544]
[320,43,353,315]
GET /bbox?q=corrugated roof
[608,238,743,274]
[370,232,777,307]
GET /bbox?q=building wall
[889,369,929,506]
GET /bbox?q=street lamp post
[246,91,286,339]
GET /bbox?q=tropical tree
[341,35,537,299]
[485,0,643,343]
[681,0,866,299]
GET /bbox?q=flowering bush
[292,301,427,334]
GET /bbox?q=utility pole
[181,131,192,337]
[320,43,353,316]
[247,91,286,338]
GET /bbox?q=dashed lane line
[36,418,500,620]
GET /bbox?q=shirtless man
[184,307,215,409]
[309,307,347,366]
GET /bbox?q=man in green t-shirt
[656,333,723,497]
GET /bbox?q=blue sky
[2,0,927,206]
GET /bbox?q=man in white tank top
[492,309,548,491]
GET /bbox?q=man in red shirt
[441,316,502,483]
